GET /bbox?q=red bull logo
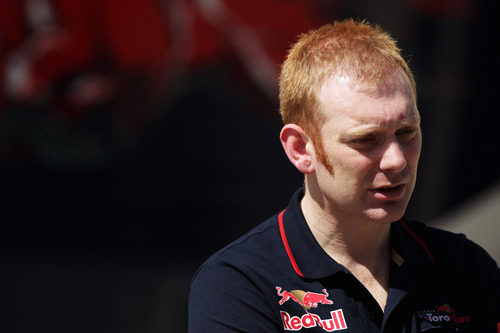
[280,310,347,331]
[276,286,333,309]
[276,287,346,331]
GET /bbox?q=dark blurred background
[1,0,498,332]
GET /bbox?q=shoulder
[402,219,499,285]
[190,212,288,303]
[402,219,495,263]
[194,213,282,276]
[402,219,493,263]
[188,213,286,331]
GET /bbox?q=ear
[280,124,315,174]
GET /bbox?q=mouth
[369,184,406,200]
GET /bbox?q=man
[188,19,500,332]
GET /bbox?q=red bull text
[280,310,348,331]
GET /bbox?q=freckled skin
[309,70,422,225]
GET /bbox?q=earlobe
[280,124,315,174]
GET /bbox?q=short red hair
[279,19,416,172]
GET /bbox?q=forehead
[317,71,418,129]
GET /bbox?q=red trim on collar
[278,209,305,277]
[400,220,436,264]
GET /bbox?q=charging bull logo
[276,287,347,331]
[276,286,333,309]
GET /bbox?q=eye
[351,136,375,143]
[396,127,419,142]
[348,134,379,149]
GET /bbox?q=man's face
[309,71,422,224]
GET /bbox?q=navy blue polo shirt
[188,188,500,332]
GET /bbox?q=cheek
[406,139,422,168]
[333,151,376,183]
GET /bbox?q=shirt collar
[280,188,435,280]
[390,219,435,269]
[280,188,347,279]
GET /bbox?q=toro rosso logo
[420,304,470,324]
[276,286,347,331]
[276,286,333,309]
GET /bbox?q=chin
[363,205,406,224]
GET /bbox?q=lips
[369,184,405,200]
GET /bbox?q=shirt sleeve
[188,260,281,332]
[423,224,500,332]
[431,227,500,332]
[461,237,500,332]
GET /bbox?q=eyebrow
[340,115,421,141]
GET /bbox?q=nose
[379,141,407,172]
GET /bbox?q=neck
[301,188,391,311]
[301,189,391,267]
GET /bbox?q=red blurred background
[1,0,498,332]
